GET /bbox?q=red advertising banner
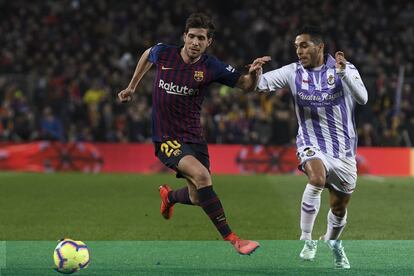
[0,142,102,172]
[356,148,411,176]
[0,142,412,176]
[209,145,299,174]
[97,144,160,173]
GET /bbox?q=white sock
[300,184,324,240]
[323,209,347,240]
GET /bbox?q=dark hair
[185,13,216,38]
[296,26,324,45]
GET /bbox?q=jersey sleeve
[148,43,168,64]
[209,57,241,88]
[340,62,368,105]
[257,63,295,92]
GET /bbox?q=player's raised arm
[118,48,153,102]
[236,56,271,91]
[335,51,368,105]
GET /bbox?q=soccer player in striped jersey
[118,13,270,255]
[257,26,368,269]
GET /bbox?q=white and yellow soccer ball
[53,238,90,274]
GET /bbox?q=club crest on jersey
[194,71,204,82]
[305,149,315,157]
[327,74,335,85]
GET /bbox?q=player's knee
[192,169,211,189]
[331,206,346,217]
[308,174,325,188]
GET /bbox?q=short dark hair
[297,26,324,45]
[185,13,216,38]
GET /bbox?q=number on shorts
[160,140,182,157]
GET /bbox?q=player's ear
[183,33,187,43]
[207,38,212,47]
[318,42,325,54]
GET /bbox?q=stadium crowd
[1,0,413,146]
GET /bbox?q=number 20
[160,140,181,157]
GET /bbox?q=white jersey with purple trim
[257,55,368,159]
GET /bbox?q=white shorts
[297,146,357,194]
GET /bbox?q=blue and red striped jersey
[148,43,241,143]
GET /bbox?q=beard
[186,48,201,59]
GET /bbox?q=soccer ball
[53,238,90,274]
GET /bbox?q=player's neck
[311,64,324,71]
[180,47,201,64]
[312,55,324,68]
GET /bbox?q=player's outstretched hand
[247,56,272,74]
[335,51,346,70]
[118,87,134,103]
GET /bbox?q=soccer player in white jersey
[256,26,368,269]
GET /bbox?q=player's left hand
[118,87,134,103]
[335,51,346,71]
[247,56,272,74]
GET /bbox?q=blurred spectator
[401,116,414,147]
[12,111,37,141]
[40,107,64,141]
[358,123,379,147]
[250,109,272,145]
[0,0,412,146]
[0,101,14,141]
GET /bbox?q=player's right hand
[335,51,346,70]
[247,56,272,74]
[118,88,134,102]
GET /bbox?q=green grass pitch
[0,172,413,275]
